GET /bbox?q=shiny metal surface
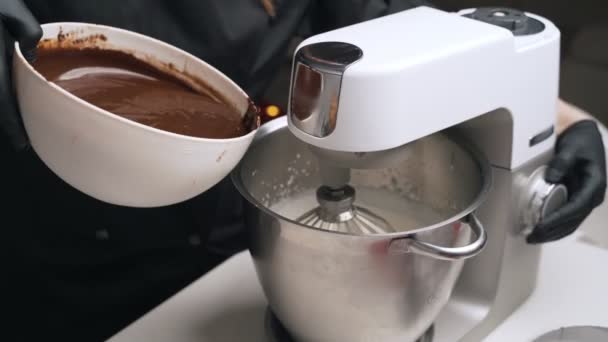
[296,185,396,234]
[432,151,553,342]
[533,326,608,342]
[517,166,568,236]
[389,214,487,261]
[289,42,362,138]
[232,117,491,342]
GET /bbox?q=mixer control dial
[465,7,545,36]
[519,166,568,236]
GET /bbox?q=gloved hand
[527,120,607,244]
[0,0,42,150]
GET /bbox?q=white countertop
[110,126,608,342]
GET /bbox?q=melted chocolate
[32,48,250,139]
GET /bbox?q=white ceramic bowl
[13,22,258,207]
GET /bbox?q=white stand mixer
[286,6,567,341]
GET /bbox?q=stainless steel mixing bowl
[232,117,491,342]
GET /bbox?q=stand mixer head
[288,6,560,169]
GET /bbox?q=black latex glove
[527,120,607,244]
[0,0,41,150]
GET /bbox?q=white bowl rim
[14,21,258,144]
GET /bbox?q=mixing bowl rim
[14,21,258,143]
[232,116,493,238]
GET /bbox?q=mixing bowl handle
[389,214,487,261]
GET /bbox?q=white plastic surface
[13,23,256,207]
[288,6,561,169]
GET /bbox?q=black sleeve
[309,0,436,34]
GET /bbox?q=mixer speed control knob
[519,166,568,236]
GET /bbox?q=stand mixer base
[264,307,435,342]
